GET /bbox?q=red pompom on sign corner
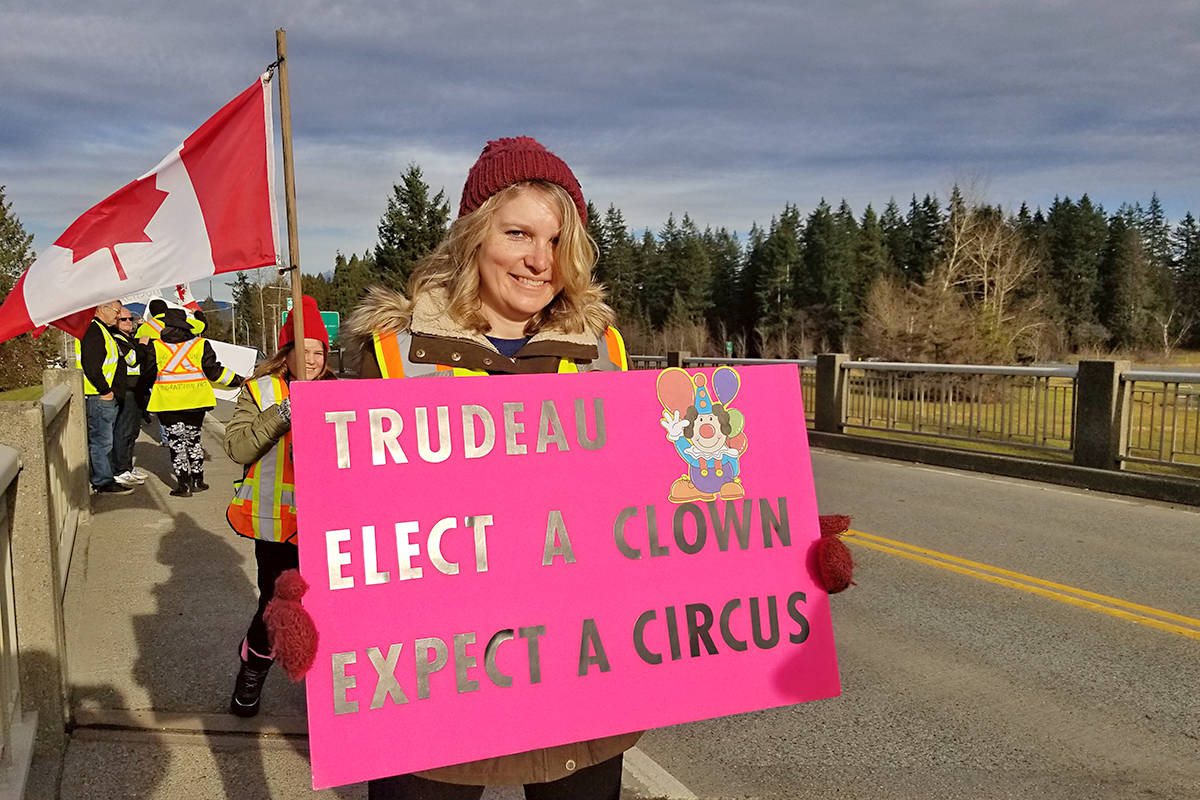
[264,569,319,681]
[814,514,855,594]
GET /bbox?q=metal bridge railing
[631,353,1200,478]
[631,355,817,422]
[1123,371,1200,471]
[842,362,1078,457]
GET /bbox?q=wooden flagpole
[275,28,306,371]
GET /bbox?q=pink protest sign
[290,364,841,789]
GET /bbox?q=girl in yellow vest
[147,307,243,496]
[223,295,336,717]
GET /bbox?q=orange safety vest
[372,325,628,378]
[226,374,297,543]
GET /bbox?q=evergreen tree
[799,200,856,349]
[753,206,803,347]
[328,252,378,321]
[632,229,660,326]
[231,271,266,353]
[0,186,44,390]
[373,165,449,292]
[906,194,944,281]
[1139,193,1173,278]
[1042,195,1107,342]
[737,223,767,348]
[672,214,713,321]
[703,226,743,343]
[1096,215,1153,348]
[0,185,34,296]
[1170,213,1200,347]
[852,205,891,325]
[585,201,608,267]
[596,205,637,320]
[879,198,909,279]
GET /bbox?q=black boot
[230,657,272,718]
[169,472,192,497]
[192,471,209,492]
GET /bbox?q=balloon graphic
[727,408,745,437]
[712,367,741,406]
[656,368,695,414]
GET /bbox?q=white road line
[623,746,698,799]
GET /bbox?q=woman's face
[288,338,326,381]
[475,186,564,338]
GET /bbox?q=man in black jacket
[80,300,134,495]
[111,306,153,486]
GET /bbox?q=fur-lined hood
[345,284,598,355]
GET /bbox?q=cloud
[3,0,1198,302]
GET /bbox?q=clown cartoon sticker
[657,366,748,503]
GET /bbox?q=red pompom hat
[278,295,329,351]
[459,136,587,225]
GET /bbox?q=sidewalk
[54,411,361,799]
[48,411,591,799]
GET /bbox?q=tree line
[3,169,1199,390]
[289,167,1199,364]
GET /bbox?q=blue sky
[2,1,1197,303]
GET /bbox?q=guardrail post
[0,380,75,784]
[666,351,690,368]
[815,353,849,433]
[1073,359,1131,470]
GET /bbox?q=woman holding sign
[224,295,336,718]
[348,137,631,799]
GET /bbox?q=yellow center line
[844,531,1200,641]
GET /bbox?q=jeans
[367,754,624,800]
[85,395,119,488]
[112,390,140,475]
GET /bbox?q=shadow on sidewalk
[64,421,362,798]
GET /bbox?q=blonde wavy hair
[407,180,614,336]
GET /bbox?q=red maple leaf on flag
[54,175,169,281]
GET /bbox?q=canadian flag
[0,75,280,342]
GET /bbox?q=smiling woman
[344,136,632,799]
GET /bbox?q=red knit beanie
[278,295,329,351]
[459,136,587,226]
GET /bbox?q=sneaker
[114,470,145,485]
[94,482,134,495]
[130,467,150,479]
[230,660,272,718]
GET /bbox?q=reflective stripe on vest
[79,321,119,396]
[226,375,298,543]
[371,325,628,378]
[118,334,141,377]
[148,339,215,411]
[157,339,205,382]
[136,317,163,340]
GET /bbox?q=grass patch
[0,385,43,402]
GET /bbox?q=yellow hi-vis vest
[135,316,163,341]
[371,326,629,378]
[148,338,213,411]
[115,332,140,378]
[226,375,297,543]
[77,320,120,396]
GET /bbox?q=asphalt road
[630,449,1200,800]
